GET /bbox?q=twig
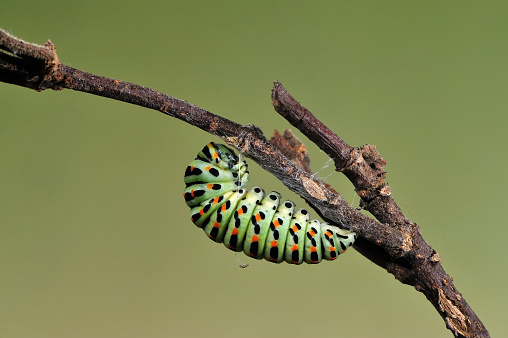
[271,82,488,338]
[0,29,489,337]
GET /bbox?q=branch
[0,29,489,338]
[271,83,488,338]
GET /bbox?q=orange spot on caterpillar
[291,225,298,232]
[221,204,227,211]
[255,213,262,222]
[213,197,220,204]
[310,247,317,252]
[291,244,298,251]
[232,228,239,235]
[213,222,221,229]
[205,166,211,171]
[207,184,214,190]
[237,208,244,215]
[252,235,259,242]
[270,240,278,247]
[199,209,204,215]
[308,229,316,236]
[273,220,280,227]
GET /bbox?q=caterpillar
[183,142,356,265]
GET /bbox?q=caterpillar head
[197,142,248,173]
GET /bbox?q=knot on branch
[270,129,311,173]
[36,39,63,90]
[0,29,63,91]
[361,144,387,174]
[353,144,389,202]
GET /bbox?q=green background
[1,1,506,337]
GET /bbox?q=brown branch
[0,29,488,337]
[271,82,488,337]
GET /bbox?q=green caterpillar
[183,142,356,264]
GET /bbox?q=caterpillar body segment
[284,210,310,265]
[223,187,266,252]
[303,220,323,264]
[189,191,234,227]
[203,189,248,242]
[243,191,281,259]
[183,142,357,265]
[263,200,295,263]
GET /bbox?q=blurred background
[1,1,506,337]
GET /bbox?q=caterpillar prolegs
[183,142,356,265]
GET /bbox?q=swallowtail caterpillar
[183,142,356,265]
